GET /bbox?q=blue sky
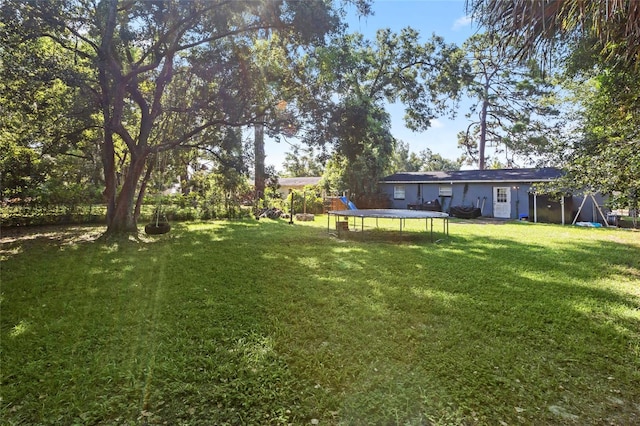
[266,0,477,172]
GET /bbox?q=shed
[380,168,583,222]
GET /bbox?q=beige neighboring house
[277,176,322,198]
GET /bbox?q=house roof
[279,176,322,187]
[381,167,563,184]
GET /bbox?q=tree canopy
[0,27,100,205]
[389,141,461,173]
[297,28,466,195]
[458,34,560,170]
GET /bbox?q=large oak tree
[2,0,364,236]
[299,28,466,196]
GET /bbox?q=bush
[0,204,107,227]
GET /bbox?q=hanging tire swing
[145,221,171,235]
[145,151,171,235]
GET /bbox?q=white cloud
[452,15,472,30]
[430,119,444,129]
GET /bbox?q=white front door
[493,187,511,218]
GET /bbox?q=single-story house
[277,176,322,199]
[380,168,606,224]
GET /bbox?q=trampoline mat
[328,209,449,219]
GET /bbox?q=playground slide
[339,196,358,210]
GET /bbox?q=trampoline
[327,209,449,241]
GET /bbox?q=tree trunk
[180,171,190,195]
[134,158,154,223]
[102,126,117,225]
[179,156,190,195]
[254,123,265,202]
[478,96,489,170]
[104,152,148,235]
[98,0,118,226]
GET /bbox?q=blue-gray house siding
[380,168,568,221]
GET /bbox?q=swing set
[572,193,611,227]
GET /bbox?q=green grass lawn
[1,218,639,425]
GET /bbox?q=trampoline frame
[327,209,449,241]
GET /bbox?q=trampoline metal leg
[430,218,433,242]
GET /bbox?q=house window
[438,186,453,197]
[496,187,508,203]
[394,185,405,200]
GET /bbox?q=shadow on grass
[1,220,639,424]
